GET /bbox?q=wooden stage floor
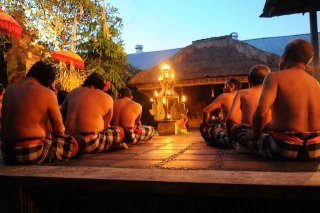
[8,130,319,172]
[1,130,320,212]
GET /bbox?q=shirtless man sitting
[200,78,241,147]
[239,39,320,160]
[226,65,271,142]
[61,73,125,153]
[111,87,155,144]
[1,61,84,164]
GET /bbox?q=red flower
[104,81,111,91]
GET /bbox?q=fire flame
[182,96,186,102]
[161,63,170,70]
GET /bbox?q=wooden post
[0,50,8,87]
[309,6,320,81]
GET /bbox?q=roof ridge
[192,35,231,44]
[128,48,182,55]
[243,32,318,42]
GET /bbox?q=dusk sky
[107,0,318,54]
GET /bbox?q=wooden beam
[136,76,248,91]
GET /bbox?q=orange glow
[161,63,170,70]
[182,96,186,102]
[155,91,158,97]
[162,98,166,104]
[150,98,154,102]
[167,114,171,119]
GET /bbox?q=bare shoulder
[33,86,57,106]
[225,91,237,100]
[262,72,277,85]
[215,93,228,101]
[98,90,113,103]
[266,71,277,79]
[42,87,57,99]
[304,72,320,84]
[132,101,142,109]
[103,92,113,101]
[237,89,249,97]
[35,84,54,96]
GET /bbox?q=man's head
[223,78,241,93]
[26,61,56,87]
[280,39,313,69]
[82,73,105,90]
[248,64,270,86]
[119,87,132,99]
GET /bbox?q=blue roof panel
[127,48,181,70]
[244,33,320,56]
[127,33,319,70]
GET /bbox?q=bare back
[61,87,113,134]
[204,92,237,122]
[111,97,142,130]
[1,78,64,141]
[241,86,271,125]
[260,68,320,132]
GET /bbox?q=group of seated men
[200,38,320,161]
[0,64,155,165]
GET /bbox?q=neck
[27,77,42,85]
[286,62,305,70]
[121,96,131,100]
[250,84,263,89]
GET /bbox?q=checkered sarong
[231,125,320,161]
[83,126,125,153]
[200,123,234,148]
[0,135,78,164]
[124,125,155,144]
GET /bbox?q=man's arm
[202,95,224,125]
[103,98,113,129]
[47,92,65,136]
[226,91,241,136]
[135,105,143,128]
[60,95,68,124]
[252,74,277,140]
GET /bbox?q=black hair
[283,39,313,65]
[226,78,241,91]
[248,64,270,86]
[119,87,132,98]
[26,61,56,87]
[82,73,105,90]
[57,90,68,105]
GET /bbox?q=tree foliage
[0,0,128,96]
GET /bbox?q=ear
[103,81,111,92]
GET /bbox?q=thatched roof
[128,35,279,89]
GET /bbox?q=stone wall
[4,31,43,84]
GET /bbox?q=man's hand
[241,129,254,151]
[136,120,142,128]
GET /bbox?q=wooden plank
[136,76,248,90]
